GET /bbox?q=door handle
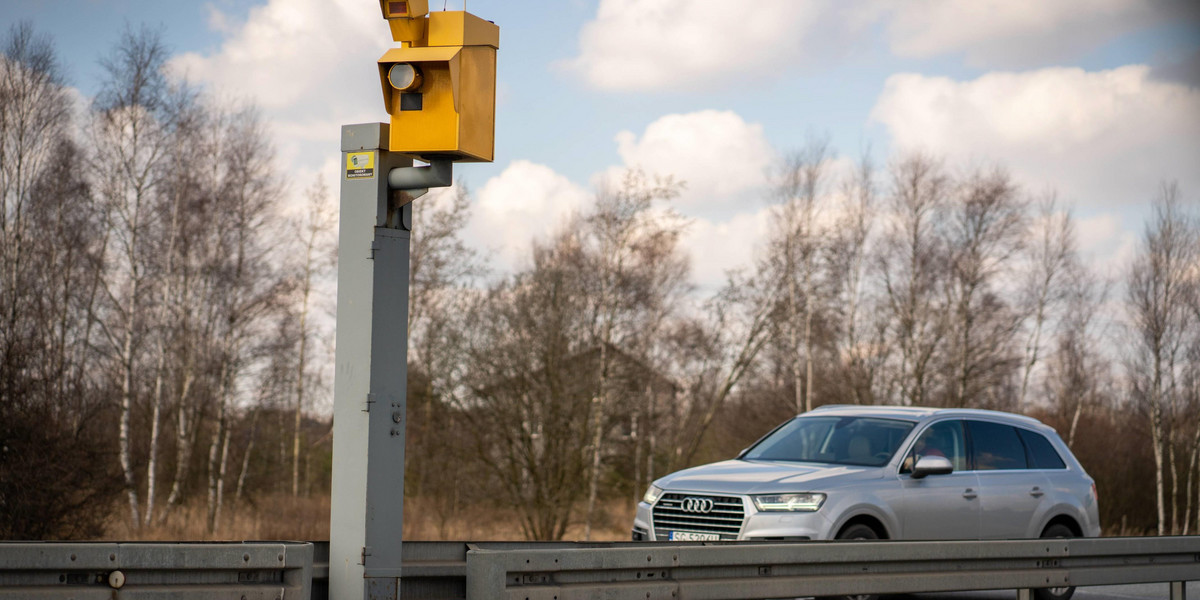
[1030,486,1044,498]
[963,488,977,500]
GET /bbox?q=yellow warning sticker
[346,152,375,179]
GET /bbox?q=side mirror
[911,455,954,479]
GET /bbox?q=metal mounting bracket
[387,158,453,201]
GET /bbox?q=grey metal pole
[330,123,413,600]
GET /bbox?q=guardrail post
[1017,589,1033,600]
[1172,581,1187,600]
[465,547,507,600]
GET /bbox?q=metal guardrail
[464,537,1200,600]
[308,537,1200,600]
[311,540,677,599]
[2,537,1196,599]
[0,541,312,599]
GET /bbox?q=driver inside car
[903,429,947,471]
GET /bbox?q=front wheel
[1034,523,1076,600]
[818,524,881,600]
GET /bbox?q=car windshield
[742,416,916,467]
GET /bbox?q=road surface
[892,582,1197,600]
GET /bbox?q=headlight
[752,493,826,512]
[642,484,664,505]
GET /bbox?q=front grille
[652,493,744,539]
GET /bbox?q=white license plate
[669,531,720,541]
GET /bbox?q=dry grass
[105,494,331,541]
[402,497,635,541]
[103,495,634,542]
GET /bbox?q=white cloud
[602,110,775,212]
[870,66,1200,209]
[468,160,592,272]
[878,0,1184,69]
[563,0,1196,91]
[471,110,777,276]
[168,0,392,200]
[681,208,773,290]
[561,0,830,91]
[1076,213,1138,276]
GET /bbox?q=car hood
[656,459,881,495]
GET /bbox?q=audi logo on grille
[681,497,714,513]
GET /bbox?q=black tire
[1033,523,1077,600]
[838,523,880,540]
[818,524,882,600]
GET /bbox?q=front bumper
[633,498,834,541]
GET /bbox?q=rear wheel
[819,524,881,600]
[1034,523,1076,600]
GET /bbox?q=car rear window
[967,421,1028,470]
[1017,428,1067,469]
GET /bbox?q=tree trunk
[1169,437,1179,534]
[647,387,657,485]
[292,274,311,496]
[1068,400,1083,448]
[954,297,973,408]
[207,354,232,534]
[584,260,616,540]
[790,257,803,415]
[160,368,195,524]
[1182,430,1198,535]
[1019,297,1048,414]
[292,340,306,497]
[118,284,141,529]
[1151,403,1166,535]
[583,389,605,541]
[236,409,259,506]
[631,411,641,504]
[804,277,814,413]
[144,357,164,526]
[146,190,182,525]
[214,422,232,532]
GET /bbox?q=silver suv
[633,405,1099,546]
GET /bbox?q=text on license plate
[669,531,720,541]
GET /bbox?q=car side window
[1017,428,1067,469]
[968,421,1028,470]
[901,420,966,473]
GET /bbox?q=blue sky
[5,0,1200,285]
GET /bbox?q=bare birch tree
[0,21,73,410]
[879,154,950,406]
[1017,195,1076,413]
[291,176,335,497]
[202,106,284,533]
[463,234,595,540]
[406,184,481,507]
[0,24,121,535]
[159,100,227,525]
[666,259,781,470]
[88,26,173,528]
[943,167,1026,408]
[140,83,204,526]
[829,152,882,405]
[1126,183,1197,535]
[1044,262,1111,447]
[0,22,71,406]
[766,139,831,414]
[581,169,685,539]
